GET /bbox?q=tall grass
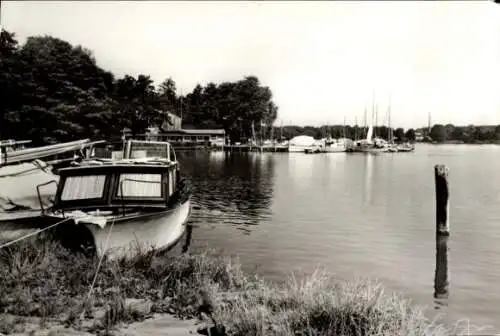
[0,237,442,335]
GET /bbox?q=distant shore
[419,140,500,145]
[0,237,448,335]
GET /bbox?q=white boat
[348,125,386,153]
[1,139,104,167]
[397,143,415,152]
[0,160,60,245]
[323,143,345,153]
[43,140,192,258]
[288,135,317,153]
[383,98,400,153]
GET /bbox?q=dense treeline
[429,124,500,143]
[1,29,499,145]
[0,30,278,144]
[275,124,500,143]
[274,125,414,142]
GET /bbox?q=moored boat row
[0,139,192,259]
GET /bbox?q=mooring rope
[0,209,117,318]
[0,217,73,249]
[84,215,117,303]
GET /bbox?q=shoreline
[1,237,447,336]
[419,141,500,145]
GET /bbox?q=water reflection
[176,145,500,330]
[177,151,275,233]
[287,154,315,190]
[363,154,374,205]
[434,234,450,309]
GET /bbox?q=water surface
[177,145,500,332]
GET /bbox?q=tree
[1,30,284,143]
[181,76,278,142]
[405,128,416,141]
[430,124,447,142]
[394,128,405,141]
[0,30,22,139]
[112,74,161,135]
[157,77,178,115]
[1,34,119,143]
[495,125,500,140]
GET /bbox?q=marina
[1,1,498,333]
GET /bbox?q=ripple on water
[176,147,500,332]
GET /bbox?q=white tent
[289,135,316,147]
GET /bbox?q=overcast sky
[2,1,500,128]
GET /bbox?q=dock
[223,145,289,153]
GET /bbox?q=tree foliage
[182,76,278,141]
[0,30,279,144]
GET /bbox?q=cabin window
[61,175,107,201]
[117,173,162,198]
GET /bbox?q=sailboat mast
[371,90,375,137]
[354,117,358,141]
[355,116,358,140]
[388,97,392,143]
[363,107,367,138]
[343,116,346,139]
[428,112,431,134]
[179,89,183,121]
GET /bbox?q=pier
[223,145,289,153]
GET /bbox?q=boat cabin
[51,161,180,213]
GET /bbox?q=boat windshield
[124,140,176,162]
[61,175,107,201]
[117,173,163,198]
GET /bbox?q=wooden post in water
[433,164,450,305]
[434,234,449,303]
[434,165,450,236]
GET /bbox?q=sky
[2,1,500,129]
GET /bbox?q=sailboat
[385,98,398,152]
[323,120,347,153]
[348,96,386,153]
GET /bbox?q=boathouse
[145,111,226,148]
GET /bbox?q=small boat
[347,140,386,154]
[323,140,346,153]
[385,144,398,152]
[397,143,415,152]
[42,140,192,258]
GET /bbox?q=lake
[177,144,500,333]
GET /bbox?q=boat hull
[289,145,313,152]
[86,199,191,258]
[396,146,415,152]
[347,146,386,153]
[0,214,47,245]
[323,146,346,153]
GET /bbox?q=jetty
[223,144,289,153]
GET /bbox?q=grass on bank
[0,237,442,336]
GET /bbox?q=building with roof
[145,111,226,148]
